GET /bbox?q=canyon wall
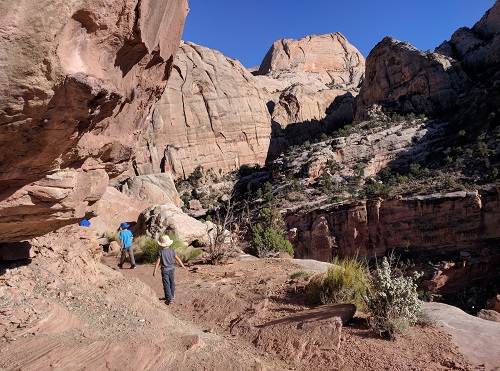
[285,188,500,262]
[135,34,365,179]
[133,42,272,179]
[0,0,188,241]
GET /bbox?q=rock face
[255,33,365,160]
[354,37,470,119]
[134,42,272,179]
[436,1,500,71]
[285,189,500,262]
[135,34,365,179]
[0,0,189,242]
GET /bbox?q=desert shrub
[134,234,201,264]
[306,256,368,309]
[250,224,294,257]
[364,256,422,339]
[103,230,119,242]
[291,270,311,279]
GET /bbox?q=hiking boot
[117,264,123,269]
[131,265,137,269]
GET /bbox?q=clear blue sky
[182,0,495,68]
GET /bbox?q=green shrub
[291,270,311,279]
[250,224,294,257]
[364,256,422,339]
[134,234,201,264]
[306,256,368,309]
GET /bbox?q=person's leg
[119,248,126,267]
[128,246,136,267]
[161,269,173,302]
[168,269,175,299]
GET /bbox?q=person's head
[158,235,174,248]
[120,222,130,230]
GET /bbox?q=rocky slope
[0,0,188,242]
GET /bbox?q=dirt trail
[102,253,476,371]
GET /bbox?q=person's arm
[174,255,189,270]
[153,258,161,276]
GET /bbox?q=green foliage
[319,133,329,142]
[364,256,422,339]
[360,182,391,198]
[187,166,203,186]
[251,223,293,257]
[306,256,368,310]
[134,234,201,264]
[291,270,311,279]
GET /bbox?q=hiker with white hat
[153,235,189,305]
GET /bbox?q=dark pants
[120,247,135,266]
[161,268,175,301]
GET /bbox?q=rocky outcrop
[436,1,500,71]
[273,118,438,183]
[134,42,272,179]
[136,202,210,246]
[285,188,500,262]
[0,0,188,242]
[354,37,470,119]
[118,173,181,207]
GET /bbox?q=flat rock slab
[423,302,500,370]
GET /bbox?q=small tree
[207,192,242,264]
[250,205,293,257]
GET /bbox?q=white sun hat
[158,235,174,247]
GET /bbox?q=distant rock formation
[0,0,188,242]
[137,34,365,179]
[134,42,272,179]
[255,33,365,159]
[354,37,470,119]
[436,1,500,71]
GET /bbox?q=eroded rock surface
[354,37,470,119]
[285,189,500,261]
[0,0,188,242]
[135,42,272,179]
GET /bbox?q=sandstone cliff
[354,37,470,119]
[285,189,500,262]
[138,34,366,179]
[134,41,272,179]
[0,0,188,242]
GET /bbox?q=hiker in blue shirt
[118,222,136,269]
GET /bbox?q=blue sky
[182,0,495,68]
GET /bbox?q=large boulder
[0,0,188,242]
[136,203,210,246]
[88,187,150,234]
[119,173,181,207]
